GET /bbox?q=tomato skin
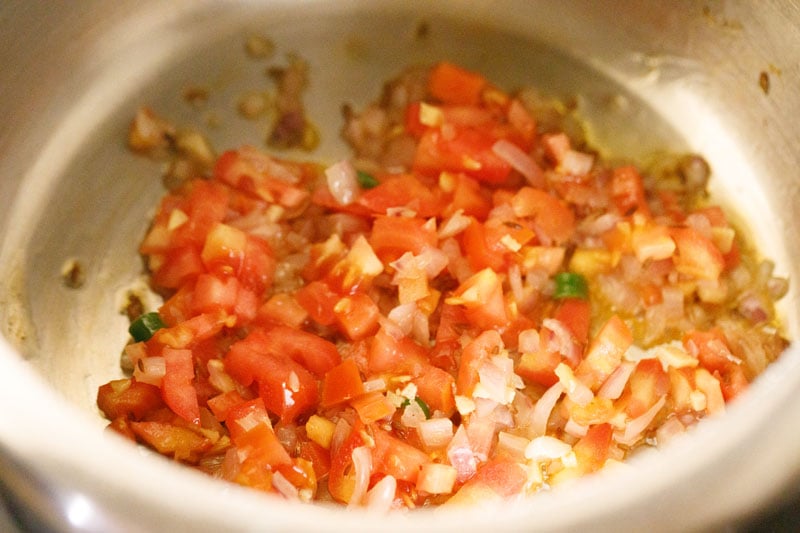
[97,379,165,421]
[161,347,201,425]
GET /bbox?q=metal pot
[1,1,798,531]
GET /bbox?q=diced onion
[496,431,530,460]
[348,446,373,508]
[417,463,458,495]
[325,159,360,205]
[564,417,588,438]
[531,382,564,436]
[446,426,478,483]
[554,363,593,406]
[597,361,636,400]
[525,436,573,461]
[492,139,544,187]
[133,356,166,387]
[559,149,594,176]
[366,475,397,513]
[418,417,454,448]
[438,209,472,239]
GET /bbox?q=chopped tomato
[610,165,650,216]
[428,61,487,106]
[510,187,575,245]
[572,422,613,473]
[371,427,431,483]
[294,280,340,326]
[413,365,456,415]
[356,174,445,218]
[414,126,512,184]
[683,329,748,401]
[671,227,725,281]
[456,329,503,396]
[333,292,380,341]
[625,359,669,418]
[161,347,200,424]
[224,330,319,423]
[321,358,365,408]
[367,327,428,376]
[97,379,164,421]
[576,315,633,390]
[130,420,213,463]
[369,215,437,261]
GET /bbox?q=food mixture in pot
[97,62,789,509]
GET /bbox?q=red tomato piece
[333,292,380,341]
[320,358,365,408]
[576,315,633,391]
[610,165,650,216]
[294,280,341,326]
[327,419,368,504]
[130,421,212,463]
[96,379,165,421]
[670,227,725,281]
[683,329,748,401]
[152,246,206,289]
[510,187,576,245]
[553,298,591,345]
[414,127,512,184]
[371,427,431,483]
[367,327,429,377]
[369,215,438,261]
[262,325,341,378]
[224,330,319,423]
[428,61,487,106]
[572,423,613,474]
[456,329,504,396]
[161,347,200,424]
[625,359,669,418]
[413,365,456,415]
[192,273,239,314]
[357,174,445,218]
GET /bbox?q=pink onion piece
[531,382,564,436]
[325,159,360,205]
[598,361,636,400]
[560,149,594,176]
[492,138,544,187]
[133,356,166,387]
[446,425,478,483]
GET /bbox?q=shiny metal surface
[0,1,798,531]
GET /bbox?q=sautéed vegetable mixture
[98,62,789,509]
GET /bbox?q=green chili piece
[553,272,588,300]
[129,311,167,342]
[356,170,379,189]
